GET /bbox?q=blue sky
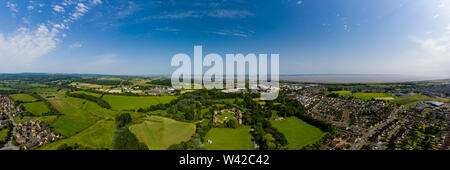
[0,0,449,76]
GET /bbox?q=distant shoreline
[280,75,449,83]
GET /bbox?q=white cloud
[212,28,255,38]
[297,1,303,5]
[0,25,59,70]
[344,24,350,32]
[148,9,255,20]
[27,6,34,10]
[433,14,440,19]
[6,2,18,12]
[69,43,82,48]
[92,0,102,5]
[53,23,67,30]
[53,5,65,13]
[208,10,254,18]
[409,28,450,74]
[154,27,178,32]
[72,3,89,20]
[94,54,119,65]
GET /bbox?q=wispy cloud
[92,0,103,5]
[154,27,179,32]
[0,0,103,71]
[142,9,254,20]
[0,25,59,69]
[297,1,303,5]
[409,27,450,74]
[6,2,18,12]
[433,14,440,19]
[72,3,89,20]
[93,54,120,65]
[208,10,254,18]
[69,43,82,48]
[212,27,255,38]
[53,5,65,13]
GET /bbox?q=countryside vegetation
[0,74,448,150]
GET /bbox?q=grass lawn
[270,117,325,150]
[9,94,38,102]
[103,95,177,110]
[129,116,195,150]
[215,111,235,122]
[0,128,9,143]
[39,120,116,150]
[23,102,50,116]
[349,92,392,100]
[204,126,254,150]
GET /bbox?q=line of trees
[29,92,60,116]
[66,91,111,109]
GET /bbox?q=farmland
[349,92,392,100]
[9,94,37,102]
[39,120,116,150]
[270,117,325,150]
[129,116,195,150]
[70,91,103,98]
[22,102,50,116]
[204,126,254,150]
[42,91,114,136]
[103,95,177,110]
[326,90,351,96]
[1,74,448,151]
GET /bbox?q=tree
[112,127,148,150]
[227,118,238,129]
[115,113,132,128]
[263,134,277,150]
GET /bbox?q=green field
[204,126,254,150]
[9,94,38,102]
[129,116,195,150]
[349,92,392,100]
[29,87,59,93]
[0,87,12,90]
[409,94,431,100]
[327,90,351,96]
[103,95,177,110]
[23,102,50,116]
[39,120,116,150]
[270,117,325,150]
[42,91,118,136]
[70,91,103,98]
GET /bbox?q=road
[0,111,19,150]
[350,106,401,150]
